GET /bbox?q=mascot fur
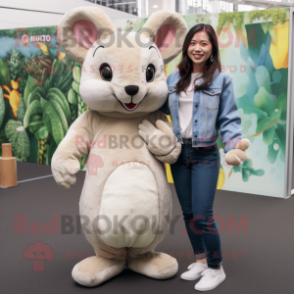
[52,7,188,287]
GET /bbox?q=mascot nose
[125,85,139,96]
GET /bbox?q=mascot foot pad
[72,256,125,287]
[127,252,178,279]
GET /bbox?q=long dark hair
[176,24,221,94]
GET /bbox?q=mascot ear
[58,7,116,64]
[141,10,188,64]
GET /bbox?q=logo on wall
[30,35,52,43]
[20,33,53,46]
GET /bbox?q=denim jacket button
[194,134,197,138]
[194,119,197,122]
[195,104,198,107]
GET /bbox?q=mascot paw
[127,252,178,279]
[72,256,125,287]
[234,138,250,151]
[51,159,80,189]
[138,119,177,156]
[225,138,250,166]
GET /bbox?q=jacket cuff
[224,134,243,153]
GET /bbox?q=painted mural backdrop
[180,8,289,198]
[114,9,290,198]
[0,27,87,168]
[0,8,289,197]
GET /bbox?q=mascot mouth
[116,94,146,112]
[119,96,146,111]
[123,102,137,110]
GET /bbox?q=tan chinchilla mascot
[51,7,188,287]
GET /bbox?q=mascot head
[58,8,188,117]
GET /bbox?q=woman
[160,24,247,291]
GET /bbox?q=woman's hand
[224,138,250,166]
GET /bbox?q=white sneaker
[180,262,209,280]
[194,266,226,291]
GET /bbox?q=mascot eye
[146,64,155,82]
[99,63,113,81]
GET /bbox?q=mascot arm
[51,110,96,189]
[153,141,182,164]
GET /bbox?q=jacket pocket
[202,88,221,110]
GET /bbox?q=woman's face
[187,30,213,72]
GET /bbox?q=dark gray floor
[0,161,293,294]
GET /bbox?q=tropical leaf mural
[23,59,72,164]
[4,49,28,93]
[0,29,75,163]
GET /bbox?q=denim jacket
[160,68,243,153]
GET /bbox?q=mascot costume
[52,7,188,287]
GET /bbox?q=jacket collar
[194,67,220,86]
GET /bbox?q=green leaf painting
[23,76,72,164]
[17,95,25,122]
[4,120,30,161]
[232,159,265,182]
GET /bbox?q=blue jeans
[170,138,223,269]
